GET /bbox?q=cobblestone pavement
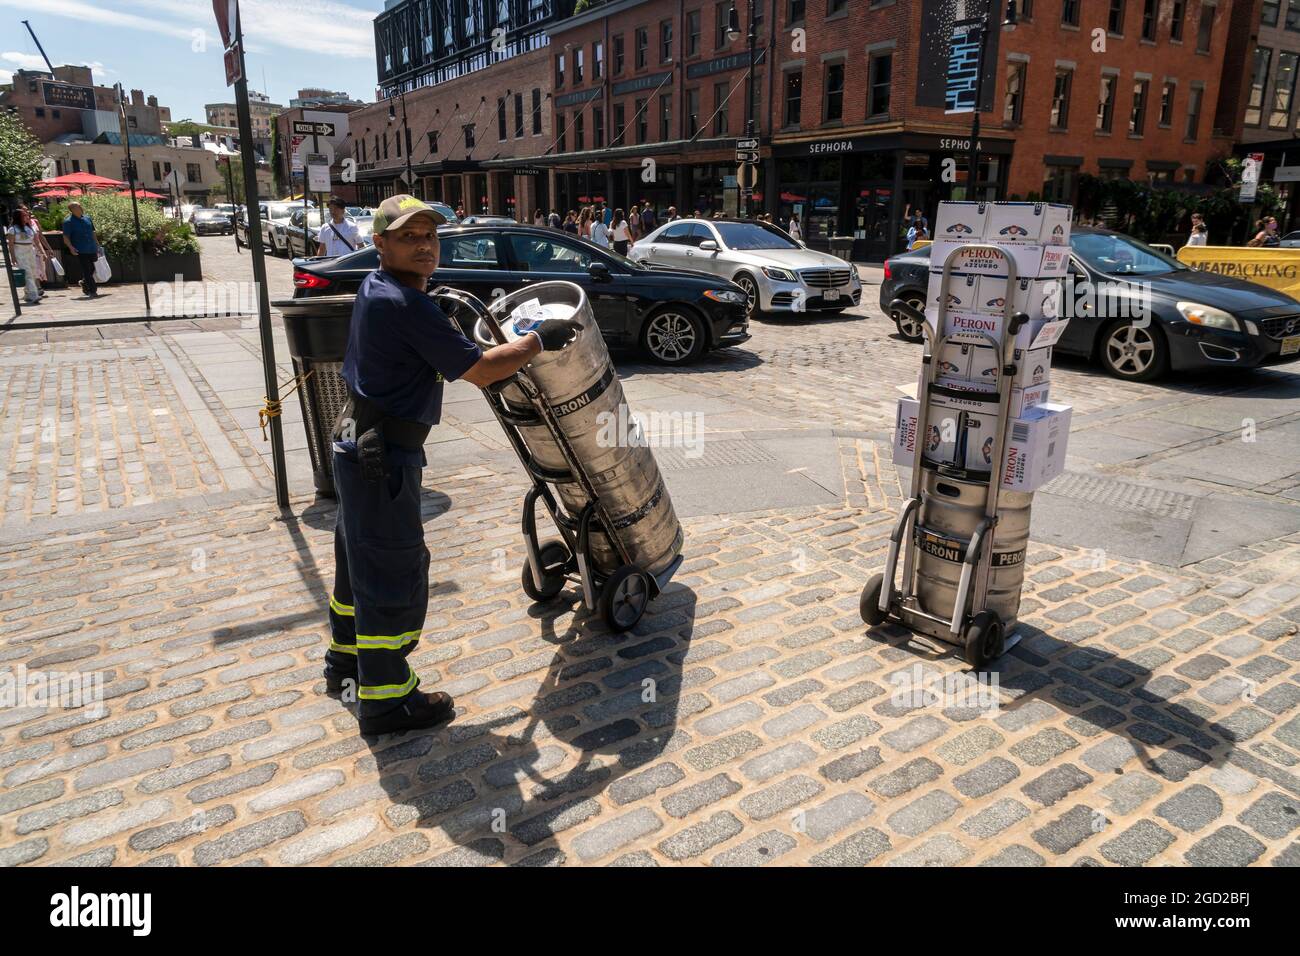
[2,262,1300,867]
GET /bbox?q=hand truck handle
[430,286,508,346]
[890,297,926,328]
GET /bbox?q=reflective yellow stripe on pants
[329,595,354,616]
[359,669,419,701]
[356,630,420,651]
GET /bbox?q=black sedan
[290,224,751,365]
[190,209,233,236]
[880,227,1300,380]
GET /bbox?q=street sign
[399,168,416,187]
[293,139,334,168]
[212,0,239,48]
[737,163,758,189]
[306,152,331,192]
[224,43,242,87]
[293,120,335,137]
[736,137,759,149]
[735,149,759,164]
[1275,165,1300,183]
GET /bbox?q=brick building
[1,66,170,142]
[205,91,282,160]
[351,47,555,215]
[514,0,773,221]
[273,105,366,203]
[765,0,1235,257]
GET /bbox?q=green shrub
[37,191,199,258]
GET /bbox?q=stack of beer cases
[893,201,1075,491]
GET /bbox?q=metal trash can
[828,235,855,261]
[273,295,355,498]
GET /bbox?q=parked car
[289,224,751,364]
[458,214,516,225]
[629,218,863,320]
[235,200,311,251]
[880,226,1300,380]
[190,208,233,236]
[282,209,325,258]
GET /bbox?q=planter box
[61,249,202,284]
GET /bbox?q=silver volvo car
[629,218,862,318]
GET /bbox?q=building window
[594,41,604,79]
[1129,78,1149,134]
[687,10,701,56]
[615,101,627,142]
[1286,0,1300,29]
[1196,2,1214,52]
[382,133,389,159]
[186,162,201,183]
[152,161,162,180]
[574,110,584,151]
[789,0,806,22]
[824,62,845,121]
[660,92,672,139]
[1247,47,1272,125]
[1264,0,1280,26]
[636,27,648,68]
[1050,68,1072,128]
[660,19,673,62]
[85,158,96,176]
[1108,0,1126,33]
[575,47,584,83]
[1185,86,1202,139]
[34,106,45,118]
[361,138,367,163]
[396,126,402,156]
[1043,164,1077,203]
[464,123,475,149]
[716,2,731,47]
[1004,61,1025,123]
[556,53,565,88]
[614,35,625,73]
[1272,52,1299,128]
[1172,0,1187,38]
[830,0,848,13]
[72,159,81,173]
[532,88,542,134]
[714,82,730,135]
[1159,81,1176,126]
[1062,0,1079,26]
[784,69,803,126]
[515,93,525,138]
[429,131,439,154]
[498,97,508,140]
[869,52,893,117]
[557,114,567,152]
[1097,74,1116,132]
[686,87,700,136]
[1142,0,1157,39]
[636,97,648,142]
[593,106,605,147]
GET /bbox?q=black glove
[530,319,583,351]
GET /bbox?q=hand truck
[431,286,683,633]
[860,245,1030,668]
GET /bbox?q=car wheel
[892,293,927,342]
[641,308,706,365]
[1099,320,1168,381]
[732,272,761,319]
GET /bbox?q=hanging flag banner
[916,0,999,114]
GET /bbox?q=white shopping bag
[50,256,65,277]
[93,251,111,284]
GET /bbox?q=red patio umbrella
[34,188,73,198]
[117,188,167,200]
[34,172,125,189]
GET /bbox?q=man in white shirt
[316,197,362,257]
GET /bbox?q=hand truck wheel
[962,610,1004,668]
[600,564,651,632]
[521,538,570,602]
[859,573,888,626]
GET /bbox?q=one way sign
[736,137,759,149]
[293,121,335,137]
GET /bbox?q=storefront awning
[481,135,749,171]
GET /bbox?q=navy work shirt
[340,269,482,464]
[62,213,97,254]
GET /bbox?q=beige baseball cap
[372,193,446,234]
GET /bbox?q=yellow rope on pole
[259,369,314,440]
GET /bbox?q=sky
[0,0,387,120]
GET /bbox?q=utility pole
[230,7,290,507]
[390,89,417,198]
[728,1,760,219]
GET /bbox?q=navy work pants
[326,448,430,718]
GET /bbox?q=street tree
[0,111,46,202]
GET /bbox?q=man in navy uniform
[326,194,581,736]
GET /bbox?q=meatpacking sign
[1176,246,1300,302]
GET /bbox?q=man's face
[69,206,83,218]
[374,217,440,278]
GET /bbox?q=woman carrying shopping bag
[6,208,45,304]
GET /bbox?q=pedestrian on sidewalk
[61,201,101,297]
[611,208,631,255]
[326,193,582,736]
[6,207,44,304]
[316,196,361,258]
[590,213,610,248]
[788,212,803,242]
[18,204,56,291]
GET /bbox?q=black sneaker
[359,691,456,736]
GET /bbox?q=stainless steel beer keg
[472,281,683,578]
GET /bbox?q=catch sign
[944,24,982,114]
[916,0,999,114]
